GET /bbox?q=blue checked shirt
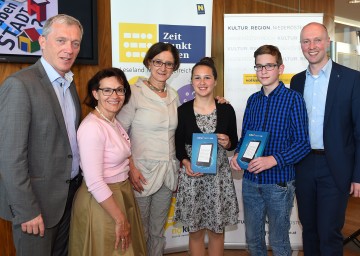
[236,82,311,184]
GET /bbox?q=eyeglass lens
[99,88,126,96]
[152,60,174,69]
[254,64,277,71]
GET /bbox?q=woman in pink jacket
[69,68,146,256]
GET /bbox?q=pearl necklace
[147,80,167,93]
[95,106,115,127]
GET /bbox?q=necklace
[147,79,167,93]
[95,106,115,126]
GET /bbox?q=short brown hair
[254,45,283,66]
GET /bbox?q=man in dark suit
[0,14,83,256]
[290,22,360,255]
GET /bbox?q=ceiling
[335,0,360,24]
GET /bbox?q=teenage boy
[230,45,311,256]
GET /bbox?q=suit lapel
[324,63,341,127]
[36,61,71,141]
[291,71,306,95]
[298,73,306,95]
[69,82,81,128]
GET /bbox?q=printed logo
[118,23,206,64]
[160,24,205,63]
[243,74,294,85]
[196,4,205,14]
[119,23,157,63]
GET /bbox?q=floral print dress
[174,109,239,233]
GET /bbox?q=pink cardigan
[77,113,131,203]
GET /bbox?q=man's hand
[21,214,45,236]
[230,153,242,171]
[350,182,360,197]
[247,156,277,174]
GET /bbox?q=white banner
[224,13,323,136]
[224,13,323,250]
[110,0,213,253]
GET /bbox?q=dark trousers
[12,175,82,256]
[295,153,349,256]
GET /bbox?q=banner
[110,0,213,253]
[224,13,323,136]
[110,0,213,102]
[224,13,323,249]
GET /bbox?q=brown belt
[311,149,325,155]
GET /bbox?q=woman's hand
[115,217,131,251]
[128,157,147,193]
[182,159,203,177]
[215,95,229,104]
[217,133,230,149]
[99,196,132,251]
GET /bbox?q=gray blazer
[0,60,81,228]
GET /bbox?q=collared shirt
[116,78,180,196]
[41,57,80,178]
[236,82,311,184]
[304,59,332,149]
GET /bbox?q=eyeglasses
[98,88,126,96]
[152,59,175,69]
[254,64,278,72]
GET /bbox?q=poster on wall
[110,0,213,104]
[223,13,323,249]
[110,0,213,253]
[0,0,97,64]
[0,0,58,57]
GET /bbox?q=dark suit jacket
[0,60,81,227]
[290,61,360,192]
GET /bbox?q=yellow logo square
[119,23,158,63]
